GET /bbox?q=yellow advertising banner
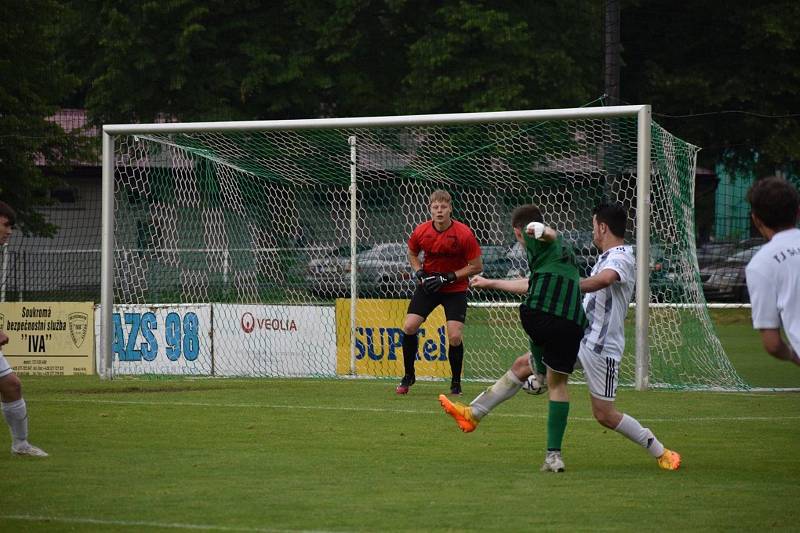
[0,302,94,375]
[336,298,449,377]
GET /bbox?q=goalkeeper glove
[414,269,427,284]
[526,221,546,240]
[422,272,456,294]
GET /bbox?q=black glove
[414,269,427,284]
[422,272,457,294]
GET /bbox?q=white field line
[0,514,339,533]
[35,397,800,423]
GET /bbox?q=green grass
[2,311,800,532]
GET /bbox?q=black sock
[449,343,464,383]
[402,332,418,377]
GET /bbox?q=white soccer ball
[522,373,547,395]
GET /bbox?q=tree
[0,0,89,235]
[401,1,602,113]
[621,0,800,175]
[67,0,603,124]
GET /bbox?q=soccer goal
[100,105,748,390]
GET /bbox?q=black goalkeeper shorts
[407,285,468,323]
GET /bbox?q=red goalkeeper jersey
[408,219,481,293]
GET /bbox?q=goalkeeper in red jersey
[396,190,483,396]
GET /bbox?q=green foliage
[621,0,800,174]
[64,0,602,123]
[403,1,601,113]
[0,0,89,236]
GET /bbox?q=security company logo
[68,312,88,348]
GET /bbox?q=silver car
[306,242,415,298]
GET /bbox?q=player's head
[747,176,800,235]
[592,203,627,246]
[511,204,543,242]
[429,189,453,224]
[0,200,16,245]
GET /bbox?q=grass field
[2,310,799,532]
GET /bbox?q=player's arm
[745,268,797,364]
[580,268,620,293]
[408,248,423,273]
[757,329,800,366]
[0,330,8,347]
[525,222,557,243]
[453,254,482,281]
[470,275,529,294]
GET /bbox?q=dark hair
[747,176,800,230]
[511,204,543,229]
[0,201,16,226]
[593,203,627,238]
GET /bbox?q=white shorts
[577,343,620,401]
[0,351,13,379]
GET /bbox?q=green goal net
[102,107,748,390]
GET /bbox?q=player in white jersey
[745,177,800,365]
[0,201,48,457]
[578,203,680,470]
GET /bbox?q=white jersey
[745,228,800,355]
[581,245,635,361]
[0,350,12,378]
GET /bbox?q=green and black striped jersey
[522,232,588,329]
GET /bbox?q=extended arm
[470,275,529,294]
[758,329,800,366]
[580,268,620,293]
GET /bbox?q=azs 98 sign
[113,311,200,361]
[100,305,212,375]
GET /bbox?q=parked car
[696,237,764,269]
[306,242,415,298]
[700,242,764,302]
[480,244,521,279]
[304,243,370,297]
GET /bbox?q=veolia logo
[240,312,299,334]
[241,312,256,333]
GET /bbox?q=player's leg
[444,320,464,394]
[579,347,680,470]
[0,358,47,457]
[441,291,468,395]
[542,369,570,473]
[397,286,438,394]
[438,352,528,432]
[526,343,548,395]
[528,311,581,473]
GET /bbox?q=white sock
[470,371,523,419]
[614,413,665,458]
[2,399,29,446]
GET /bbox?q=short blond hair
[429,189,451,205]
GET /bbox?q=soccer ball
[522,373,547,395]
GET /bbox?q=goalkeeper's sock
[448,343,464,383]
[614,413,665,458]
[469,370,522,419]
[1,399,29,445]
[546,400,570,451]
[401,332,418,377]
